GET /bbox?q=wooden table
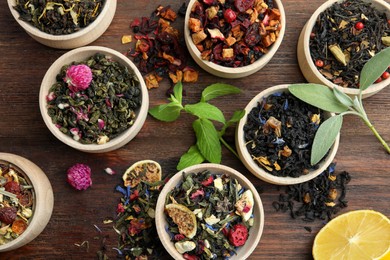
[0,0,389,259]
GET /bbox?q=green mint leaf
[148,103,182,122]
[289,84,349,113]
[311,115,343,165]
[333,86,354,107]
[177,145,205,170]
[201,83,241,102]
[185,102,226,123]
[193,118,221,163]
[173,81,183,104]
[226,109,245,126]
[360,47,390,91]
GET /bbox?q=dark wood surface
[1,0,389,259]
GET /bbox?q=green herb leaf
[177,145,205,170]
[193,118,221,163]
[311,115,343,165]
[333,86,354,107]
[226,109,245,126]
[360,47,390,91]
[201,83,241,102]
[148,103,183,122]
[289,84,349,113]
[173,81,183,104]
[185,102,226,123]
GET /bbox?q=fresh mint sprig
[149,82,244,170]
[289,47,390,165]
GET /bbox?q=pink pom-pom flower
[67,163,92,191]
[64,64,93,92]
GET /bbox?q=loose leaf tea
[13,0,105,35]
[0,161,34,245]
[310,0,390,88]
[164,170,255,259]
[46,53,142,145]
[243,91,325,177]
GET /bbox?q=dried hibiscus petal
[0,207,17,225]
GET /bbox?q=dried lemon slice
[165,203,197,239]
[235,189,254,222]
[122,160,162,189]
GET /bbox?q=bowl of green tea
[0,153,53,252]
[39,46,149,153]
[297,0,390,98]
[7,0,116,49]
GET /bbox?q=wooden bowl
[155,163,264,260]
[39,46,149,153]
[235,84,340,185]
[184,0,286,78]
[297,0,390,99]
[7,0,116,49]
[0,153,54,252]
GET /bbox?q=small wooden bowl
[297,0,390,99]
[155,163,264,260]
[235,84,340,185]
[184,0,286,78]
[7,0,116,49]
[0,153,54,252]
[39,46,149,153]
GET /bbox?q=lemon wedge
[165,203,197,239]
[122,160,161,189]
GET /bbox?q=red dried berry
[381,71,389,80]
[234,0,255,12]
[201,176,214,186]
[174,234,185,241]
[355,22,364,30]
[315,60,324,67]
[228,224,248,246]
[375,77,382,83]
[0,207,17,225]
[224,9,237,23]
[130,189,139,201]
[4,181,21,194]
[183,254,198,260]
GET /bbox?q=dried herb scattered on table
[243,92,324,177]
[46,53,142,145]
[310,0,390,88]
[13,0,105,35]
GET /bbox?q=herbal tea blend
[46,53,142,145]
[0,161,34,245]
[243,92,325,177]
[164,170,255,259]
[310,0,390,88]
[13,0,105,35]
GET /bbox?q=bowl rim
[300,0,390,96]
[155,163,264,260]
[38,46,149,152]
[236,84,340,185]
[184,0,286,77]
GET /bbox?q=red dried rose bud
[4,181,21,194]
[224,9,237,23]
[228,224,248,246]
[0,207,17,225]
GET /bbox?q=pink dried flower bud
[67,163,92,191]
[98,119,105,130]
[104,167,116,175]
[46,91,56,101]
[64,64,93,92]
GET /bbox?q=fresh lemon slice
[122,160,162,189]
[165,203,197,239]
[313,210,390,260]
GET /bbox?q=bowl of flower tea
[235,84,340,185]
[7,0,116,49]
[184,0,286,78]
[0,153,54,252]
[39,46,149,153]
[155,163,264,260]
[297,0,390,98]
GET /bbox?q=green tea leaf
[360,47,390,91]
[311,115,343,165]
[177,145,205,170]
[193,118,221,163]
[289,84,349,113]
[185,102,226,123]
[173,81,183,104]
[201,83,241,102]
[148,103,182,122]
[333,86,353,107]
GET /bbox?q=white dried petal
[174,241,196,254]
[213,178,223,191]
[204,214,220,225]
[104,168,116,175]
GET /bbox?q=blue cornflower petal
[283,99,289,110]
[206,224,218,231]
[272,92,282,97]
[273,137,285,145]
[115,185,127,196]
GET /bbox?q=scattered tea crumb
[304,226,312,233]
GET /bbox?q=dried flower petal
[64,65,93,92]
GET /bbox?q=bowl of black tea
[235,84,339,185]
[7,0,116,49]
[39,46,149,153]
[297,0,390,98]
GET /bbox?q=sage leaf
[193,118,221,163]
[177,145,205,170]
[201,83,241,102]
[173,81,183,104]
[360,47,390,91]
[185,102,226,123]
[289,84,349,113]
[333,86,353,107]
[149,103,182,122]
[311,115,343,165]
